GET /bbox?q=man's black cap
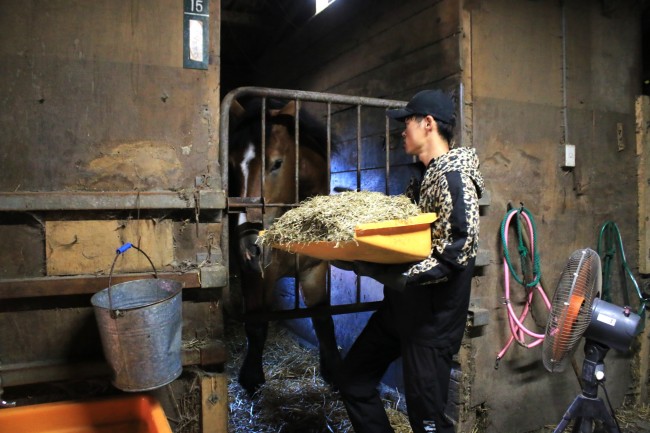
[386,89,455,124]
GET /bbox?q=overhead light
[315,0,336,15]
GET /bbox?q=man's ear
[424,115,437,132]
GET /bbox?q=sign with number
[183,0,210,70]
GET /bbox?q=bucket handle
[107,243,159,318]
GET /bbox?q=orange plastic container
[0,394,172,433]
[270,212,437,264]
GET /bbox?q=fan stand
[553,340,620,433]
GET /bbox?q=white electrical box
[564,144,576,168]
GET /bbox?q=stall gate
[220,87,408,321]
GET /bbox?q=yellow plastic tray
[0,394,172,433]
[268,213,436,264]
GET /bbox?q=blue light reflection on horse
[228,98,341,395]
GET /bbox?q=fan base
[553,341,620,433]
[553,394,619,433]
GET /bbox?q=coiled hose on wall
[496,206,552,368]
[597,221,648,325]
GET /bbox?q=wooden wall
[0,2,227,429]
[0,1,221,193]
[247,0,648,431]
[0,0,224,268]
[253,0,464,197]
[254,0,460,99]
[465,0,645,431]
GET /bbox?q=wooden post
[635,95,650,405]
[201,373,228,433]
[636,95,650,273]
[199,0,225,428]
[638,328,650,405]
[460,0,474,150]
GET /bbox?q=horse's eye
[270,159,283,172]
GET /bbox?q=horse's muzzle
[237,222,263,273]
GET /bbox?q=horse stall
[1,1,649,433]
[220,0,650,432]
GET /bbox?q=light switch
[564,144,576,168]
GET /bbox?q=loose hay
[172,375,201,433]
[616,403,650,432]
[258,191,420,246]
[226,319,413,433]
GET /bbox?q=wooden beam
[0,190,226,211]
[460,1,474,151]
[0,343,227,388]
[636,95,650,273]
[200,373,228,433]
[0,272,201,299]
[638,324,650,405]
[0,360,110,388]
[181,341,227,367]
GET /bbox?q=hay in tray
[259,191,420,247]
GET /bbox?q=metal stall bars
[220,87,406,321]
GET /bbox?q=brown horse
[228,99,340,395]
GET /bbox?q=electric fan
[542,248,641,433]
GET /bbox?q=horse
[228,98,341,396]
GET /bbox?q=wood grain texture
[45,219,174,275]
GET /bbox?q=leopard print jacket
[405,147,485,285]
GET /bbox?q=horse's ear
[230,100,245,119]
[278,100,297,117]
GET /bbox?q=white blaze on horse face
[238,142,256,226]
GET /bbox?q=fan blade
[553,294,585,362]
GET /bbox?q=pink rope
[495,210,552,367]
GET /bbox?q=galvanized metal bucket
[91,244,183,392]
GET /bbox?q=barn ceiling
[221,0,318,92]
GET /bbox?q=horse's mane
[229,97,335,158]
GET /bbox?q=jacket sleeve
[406,170,478,286]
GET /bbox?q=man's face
[402,115,427,155]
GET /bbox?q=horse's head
[229,100,327,274]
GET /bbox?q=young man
[335,89,484,433]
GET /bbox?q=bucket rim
[90,278,183,313]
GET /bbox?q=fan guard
[542,248,602,373]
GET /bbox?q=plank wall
[251,0,648,431]
[0,3,226,428]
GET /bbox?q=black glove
[352,261,411,292]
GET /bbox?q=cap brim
[386,107,411,121]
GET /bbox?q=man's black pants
[337,311,455,433]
